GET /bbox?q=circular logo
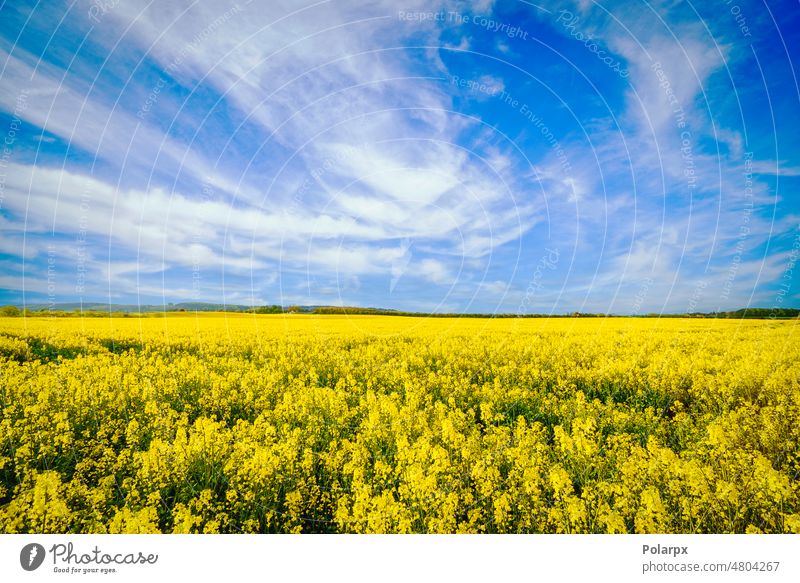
[20,543,46,571]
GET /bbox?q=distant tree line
[2,304,798,319]
[699,308,800,319]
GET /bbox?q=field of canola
[0,314,798,533]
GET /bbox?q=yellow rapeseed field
[0,314,798,533]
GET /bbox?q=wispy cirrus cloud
[0,0,797,311]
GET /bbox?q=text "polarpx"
[643,544,688,557]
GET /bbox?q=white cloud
[1,0,794,311]
[417,258,452,285]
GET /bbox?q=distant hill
[17,302,253,313]
[3,303,798,319]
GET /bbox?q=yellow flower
[0,313,797,533]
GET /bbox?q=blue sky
[0,0,798,314]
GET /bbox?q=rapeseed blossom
[0,314,797,533]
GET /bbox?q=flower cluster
[1,314,798,533]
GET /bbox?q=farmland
[0,314,798,533]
